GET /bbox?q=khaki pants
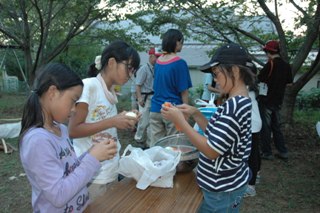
[131,92,138,110]
[134,95,152,145]
[149,112,178,146]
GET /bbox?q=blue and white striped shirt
[197,96,252,192]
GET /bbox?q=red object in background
[262,40,280,53]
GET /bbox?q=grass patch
[294,110,320,124]
[0,93,27,120]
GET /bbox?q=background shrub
[296,88,320,109]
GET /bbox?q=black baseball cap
[199,43,251,73]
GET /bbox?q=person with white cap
[258,40,293,161]
[134,47,161,147]
[161,43,255,212]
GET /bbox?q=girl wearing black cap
[161,43,255,212]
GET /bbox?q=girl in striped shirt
[161,43,255,213]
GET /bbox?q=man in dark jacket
[258,40,293,160]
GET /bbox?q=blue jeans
[259,102,287,155]
[198,185,247,213]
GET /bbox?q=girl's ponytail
[19,91,44,140]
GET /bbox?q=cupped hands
[89,138,118,161]
[112,111,139,130]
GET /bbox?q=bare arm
[136,85,144,107]
[207,85,220,94]
[192,109,209,134]
[68,103,138,138]
[161,104,220,160]
[181,90,189,104]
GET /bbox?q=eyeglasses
[211,69,220,79]
[119,62,136,79]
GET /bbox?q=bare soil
[1,94,319,213]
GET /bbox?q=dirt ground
[0,94,320,212]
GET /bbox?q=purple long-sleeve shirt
[20,124,100,213]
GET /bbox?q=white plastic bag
[194,93,216,108]
[118,145,181,190]
[316,121,320,137]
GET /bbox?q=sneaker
[261,153,274,160]
[244,185,256,197]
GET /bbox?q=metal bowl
[154,134,199,172]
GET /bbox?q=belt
[141,91,154,103]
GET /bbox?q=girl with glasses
[68,40,140,201]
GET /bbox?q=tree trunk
[24,46,34,86]
[281,85,299,129]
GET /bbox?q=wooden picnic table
[84,171,203,213]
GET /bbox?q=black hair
[246,62,259,93]
[161,29,184,53]
[19,63,83,141]
[87,40,140,77]
[217,64,255,90]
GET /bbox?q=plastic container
[196,107,217,135]
[199,107,217,119]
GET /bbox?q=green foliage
[0,0,151,84]
[294,109,320,124]
[0,93,27,119]
[54,30,103,78]
[296,88,320,109]
[188,85,203,106]
[0,49,25,80]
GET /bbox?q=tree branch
[0,44,23,49]
[44,5,98,63]
[30,0,45,70]
[291,3,320,74]
[289,0,308,18]
[257,0,288,60]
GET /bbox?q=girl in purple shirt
[19,63,117,212]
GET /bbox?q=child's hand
[92,132,112,144]
[161,103,184,121]
[131,109,142,120]
[161,103,186,131]
[110,112,138,130]
[89,138,117,161]
[176,104,198,118]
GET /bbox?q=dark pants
[248,133,261,185]
[258,102,287,156]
